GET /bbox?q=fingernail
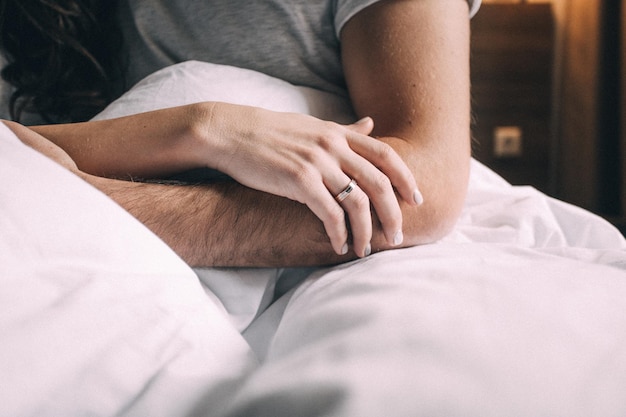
[413,188,424,205]
[355,116,371,125]
[340,242,349,255]
[364,243,372,257]
[393,230,404,246]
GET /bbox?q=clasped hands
[5,101,423,259]
[192,103,423,258]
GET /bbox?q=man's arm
[97,0,472,266]
[84,175,340,267]
[341,0,472,248]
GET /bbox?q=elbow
[414,197,464,244]
[401,163,470,246]
[371,179,468,253]
[405,198,464,246]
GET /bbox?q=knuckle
[303,147,325,166]
[371,173,392,194]
[316,123,344,151]
[375,141,395,161]
[350,190,371,211]
[325,205,346,228]
[315,134,335,153]
[302,135,335,164]
[292,164,317,188]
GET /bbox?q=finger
[348,133,424,207]
[332,179,372,257]
[342,155,403,246]
[345,116,374,136]
[302,182,350,256]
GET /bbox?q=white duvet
[2,61,626,417]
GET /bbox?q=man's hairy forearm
[85,175,347,267]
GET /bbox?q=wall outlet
[493,126,523,158]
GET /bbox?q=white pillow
[0,123,256,416]
[94,60,356,123]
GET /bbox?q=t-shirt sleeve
[334,0,482,39]
[468,0,481,17]
[334,0,381,39]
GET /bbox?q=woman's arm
[4,118,335,266]
[340,0,472,248]
[25,100,421,259]
[30,105,210,179]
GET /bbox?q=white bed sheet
[2,61,626,417]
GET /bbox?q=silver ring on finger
[335,179,357,203]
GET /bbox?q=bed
[2,61,626,417]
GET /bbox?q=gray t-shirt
[118,0,383,97]
[118,0,481,96]
[0,0,481,123]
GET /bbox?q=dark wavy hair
[0,0,124,123]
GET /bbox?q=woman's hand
[193,103,423,258]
